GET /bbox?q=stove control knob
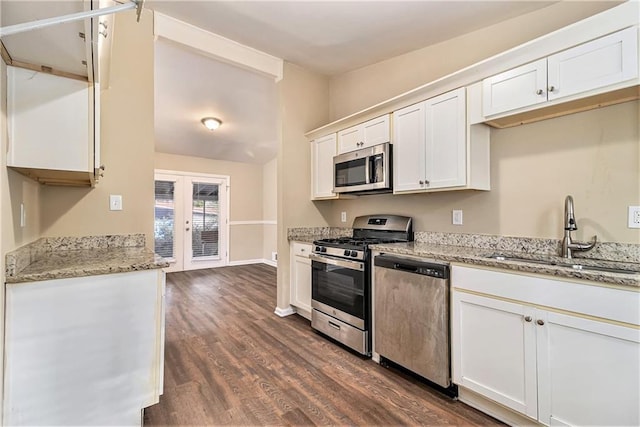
[350,251,358,258]
[315,246,321,252]
[343,249,350,256]
[321,247,327,253]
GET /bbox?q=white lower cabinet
[4,269,166,426]
[290,242,312,319]
[452,292,538,418]
[451,266,640,426]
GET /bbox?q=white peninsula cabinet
[290,242,312,319]
[311,133,337,199]
[393,87,490,193]
[483,26,639,118]
[337,114,390,154]
[451,265,640,426]
[4,270,165,426]
[7,66,100,186]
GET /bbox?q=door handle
[186,228,190,231]
[328,321,341,330]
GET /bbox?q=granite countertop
[370,242,640,288]
[6,234,169,284]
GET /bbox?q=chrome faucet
[561,195,597,258]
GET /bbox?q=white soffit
[154,12,284,81]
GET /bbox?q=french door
[154,172,229,272]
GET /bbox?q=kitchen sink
[485,254,640,275]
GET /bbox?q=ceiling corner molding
[153,12,283,82]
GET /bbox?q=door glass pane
[154,180,175,259]
[192,182,219,258]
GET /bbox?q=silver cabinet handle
[536,89,544,95]
[548,86,555,93]
[524,316,532,322]
[536,319,545,326]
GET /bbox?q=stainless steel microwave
[334,142,392,194]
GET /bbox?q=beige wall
[155,152,277,262]
[38,10,156,247]
[276,62,331,310]
[327,101,640,244]
[263,158,277,262]
[329,1,620,120]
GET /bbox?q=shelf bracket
[0,1,143,39]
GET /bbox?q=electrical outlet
[271,252,278,262]
[452,210,463,225]
[341,211,347,223]
[629,206,640,228]
[110,195,123,211]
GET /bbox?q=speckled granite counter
[370,241,640,288]
[287,227,352,244]
[5,234,169,284]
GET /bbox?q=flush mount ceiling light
[201,117,222,131]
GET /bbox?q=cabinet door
[482,58,547,116]
[7,66,91,172]
[392,102,426,193]
[3,270,164,425]
[290,243,312,319]
[547,26,639,102]
[362,114,390,148]
[536,310,640,427]
[337,125,362,154]
[452,291,538,419]
[425,88,466,189]
[311,134,337,199]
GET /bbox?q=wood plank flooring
[144,264,502,426]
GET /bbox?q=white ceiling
[154,39,279,164]
[147,1,558,76]
[149,1,573,165]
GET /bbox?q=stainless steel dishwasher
[373,254,452,390]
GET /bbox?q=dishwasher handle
[374,254,449,279]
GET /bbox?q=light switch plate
[110,195,123,211]
[341,211,347,223]
[629,206,640,228]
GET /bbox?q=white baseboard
[228,258,276,267]
[274,306,296,317]
[263,259,277,267]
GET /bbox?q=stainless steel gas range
[310,215,413,356]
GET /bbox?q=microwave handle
[365,155,371,184]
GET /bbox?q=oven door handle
[310,254,364,271]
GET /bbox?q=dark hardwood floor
[144,264,501,426]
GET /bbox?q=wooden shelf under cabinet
[485,85,640,129]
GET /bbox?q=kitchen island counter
[5,234,168,284]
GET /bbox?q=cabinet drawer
[452,265,640,326]
[292,242,312,257]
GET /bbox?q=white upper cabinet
[1,1,109,186]
[425,89,467,189]
[482,59,547,116]
[546,26,639,101]
[393,102,426,193]
[483,26,639,118]
[311,133,337,200]
[337,114,390,154]
[393,87,489,194]
[6,66,99,186]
